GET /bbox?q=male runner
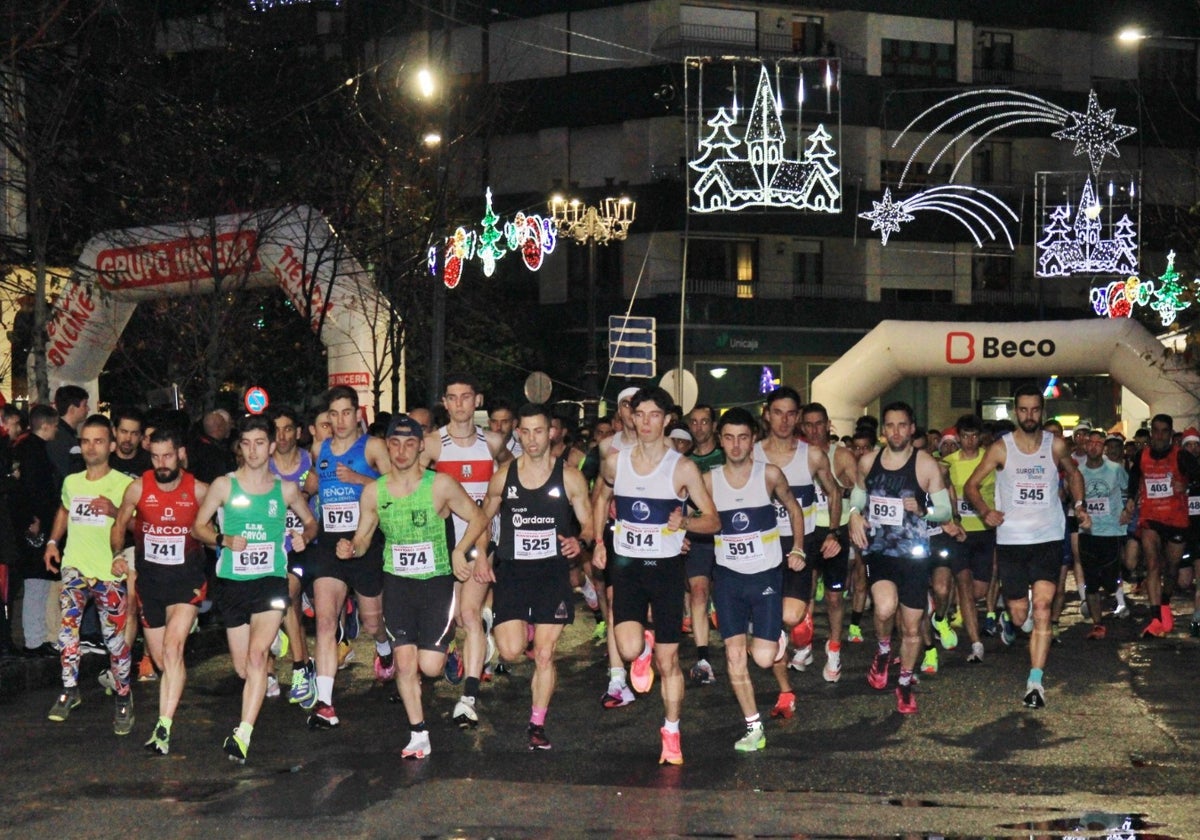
[848,402,952,714]
[419,374,511,727]
[193,414,317,762]
[336,415,489,759]
[111,427,208,754]
[482,403,594,749]
[306,386,393,728]
[44,415,135,733]
[705,408,805,751]
[592,387,719,764]
[1078,429,1129,638]
[965,385,1089,708]
[683,403,724,686]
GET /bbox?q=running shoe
[601,683,635,709]
[950,606,964,629]
[1113,604,1131,620]
[289,669,317,709]
[1142,618,1167,638]
[482,605,494,636]
[815,577,825,603]
[302,592,314,619]
[113,694,135,736]
[307,701,340,729]
[790,612,814,649]
[375,650,396,681]
[734,721,766,752]
[788,644,813,672]
[1087,625,1107,640]
[770,691,796,719]
[1000,611,1016,646]
[1021,614,1034,634]
[984,612,998,637]
[485,629,498,668]
[79,637,106,656]
[689,658,715,686]
[223,729,249,764]
[343,597,360,641]
[265,674,280,698]
[931,615,958,650]
[1023,682,1046,709]
[774,629,787,663]
[1160,606,1175,634]
[846,623,864,644]
[269,629,289,659]
[402,731,432,759]
[581,577,599,612]
[681,614,692,635]
[966,642,984,663]
[1191,621,1200,638]
[337,640,356,670]
[137,655,158,682]
[528,724,552,751]
[630,629,655,693]
[822,641,841,683]
[48,688,81,722]
[895,683,917,714]
[444,640,464,684]
[867,651,890,690]
[921,647,939,675]
[709,602,718,629]
[453,696,479,729]
[658,727,683,765]
[98,668,118,695]
[145,721,170,756]
[591,620,608,644]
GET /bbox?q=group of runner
[38,375,1200,764]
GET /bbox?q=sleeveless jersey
[1080,459,1128,537]
[863,449,929,559]
[434,425,495,543]
[60,469,134,580]
[1136,446,1189,529]
[605,433,637,456]
[316,435,379,536]
[995,433,1064,545]
[271,449,313,551]
[135,470,201,567]
[711,461,782,574]
[496,457,576,562]
[217,475,288,579]
[814,442,851,528]
[753,440,816,537]
[613,447,685,558]
[376,471,453,580]
[945,448,993,532]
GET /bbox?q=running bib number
[145,535,185,565]
[618,522,660,557]
[1190,496,1200,517]
[391,542,435,576]
[771,500,794,535]
[814,484,829,511]
[1086,498,1110,518]
[1013,482,1050,507]
[957,497,977,518]
[68,496,106,526]
[232,543,275,576]
[285,509,303,531]
[868,495,902,527]
[1145,477,1172,500]
[514,528,555,561]
[719,532,764,565]
[323,502,359,532]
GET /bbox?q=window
[880,288,952,304]
[685,238,758,297]
[791,15,824,55]
[880,159,953,187]
[881,39,955,80]
[973,250,1012,291]
[976,31,1014,72]
[792,240,823,286]
[972,141,1011,184]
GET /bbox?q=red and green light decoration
[428,188,558,289]
[1090,250,1193,327]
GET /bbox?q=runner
[192,414,317,762]
[43,415,135,733]
[705,407,805,751]
[110,427,208,754]
[591,387,720,764]
[964,385,1089,708]
[847,401,952,714]
[335,414,490,759]
[481,403,595,750]
[683,403,724,686]
[1078,429,1130,639]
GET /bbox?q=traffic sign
[244,386,269,415]
[609,315,656,378]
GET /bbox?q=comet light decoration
[892,89,1134,185]
[858,185,1019,248]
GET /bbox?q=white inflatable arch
[812,319,1200,434]
[39,206,392,412]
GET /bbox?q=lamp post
[549,195,636,424]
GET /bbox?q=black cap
[386,415,424,439]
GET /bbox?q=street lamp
[549,195,636,424]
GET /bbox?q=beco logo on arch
[945,331,1056,364]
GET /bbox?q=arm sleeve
[849,485,868,515]
[924,488,952,524]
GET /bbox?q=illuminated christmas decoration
[504,212,557,272]
[442,227,476,290]
[1090,276,1154,318]
[249,0,340,9]
[687,60,840,214]
[1149,250,1190,327]
[429,190,559,288]
[1037,177,1137,277]
[477,188,505,277]
[758,366,777,395]
[893,89,1134,185]
[858,186,1018,248]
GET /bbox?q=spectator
[188,409,236,483]
[11,404,62,657]
[46,385,89,478]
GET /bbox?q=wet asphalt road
[3,593,1199,839]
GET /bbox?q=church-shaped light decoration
[689,64,840,213]
[1036,177,1138,277]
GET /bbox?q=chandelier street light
[549,195,636,423]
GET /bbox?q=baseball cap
[617,387,638,405]
[669,427,693,442]
[386,414,424,439]
[1074,421,1091,434]
[1183,427,1200,445]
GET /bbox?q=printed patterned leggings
[59,568,130,695]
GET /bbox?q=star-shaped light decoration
[1051,90,1136,175]
[859,188,914,246]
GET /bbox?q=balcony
[652,23,865,73]
[973,52,1062,90]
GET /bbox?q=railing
[970,288,1041,306]
[679,278,866,300]
[973,52,1062,89]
